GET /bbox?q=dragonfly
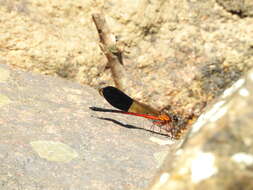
[90,86,191,139]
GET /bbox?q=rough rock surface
[0,0,253,189]
[0,0,252,109]
[148,68,253,190]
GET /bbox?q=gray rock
[0,64,175,190]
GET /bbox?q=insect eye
[172,115,179,122]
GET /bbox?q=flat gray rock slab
[0,64,177,190]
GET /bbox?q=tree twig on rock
[92,13,125,89]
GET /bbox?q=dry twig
[92,13,125,89]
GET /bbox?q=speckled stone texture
[0,0,253,189]
[148,68,253,190]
